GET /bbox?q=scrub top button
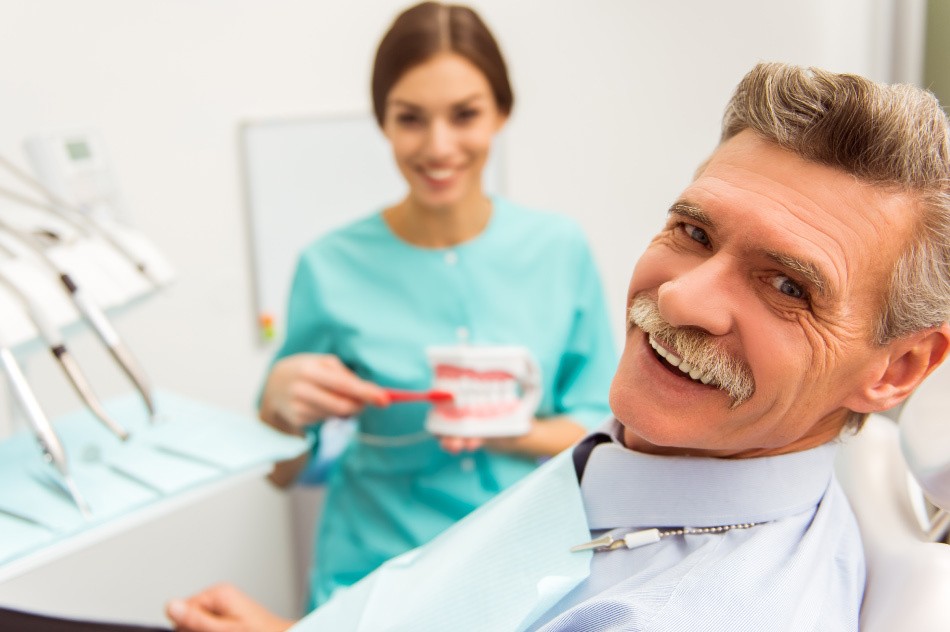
[456,326,469,341]
[444,251,458,265]
[460,457,475,472]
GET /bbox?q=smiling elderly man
[166,62,950,632]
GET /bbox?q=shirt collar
[578,418,839,529]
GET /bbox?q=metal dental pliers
[0,221,156,420]
[0,252,129,440]
[0,341,91,519]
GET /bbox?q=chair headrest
[899,359,950,512]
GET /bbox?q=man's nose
[657,256,735,337]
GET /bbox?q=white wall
[0,0,928,622]
[0,0,909,424]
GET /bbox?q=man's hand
[166,583,294,632]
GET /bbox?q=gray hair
[721,62,950,344]
[720,63,950,429]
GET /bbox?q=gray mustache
[628,294,755,406]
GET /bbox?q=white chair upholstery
[900,371,950,516]
[836,412,950,631]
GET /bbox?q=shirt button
[444,251,458,265]
[460,457,475,472]
[456,326,469,341]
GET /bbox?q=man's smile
[627,294,755,406]
[647,334,719,386]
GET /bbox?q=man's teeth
[648,335,715,386]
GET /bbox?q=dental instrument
[0,263,129,440]
[0,159,161,288]
[0,337,91,519]
[0,219,156,419]
[15,135,163,287]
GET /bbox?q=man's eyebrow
[764,251,829,296]
[669,202,830,296]
[668,202,714,226]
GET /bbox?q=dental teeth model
[424,345,542,438]
[431,364,522,418]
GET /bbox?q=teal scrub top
[270,196,617,611]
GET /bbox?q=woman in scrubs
[260,0,616,613]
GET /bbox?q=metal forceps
[0,241,129,440]
[0,339,91,518]
[0,219,156,419]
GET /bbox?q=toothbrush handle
[383,389,453,403]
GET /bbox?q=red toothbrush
[383,388,454,404]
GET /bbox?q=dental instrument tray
[0,390,307,578]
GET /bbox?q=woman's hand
[166,583,294,632]
[259,354,390,488]
[259,353,389,433]
[438,416,588,458]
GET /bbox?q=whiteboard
[239,113,505,345]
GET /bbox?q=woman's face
[382,52,507,212]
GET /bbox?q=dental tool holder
[0,201,174,355]
[0,177,173,520]
[0,390,307,577]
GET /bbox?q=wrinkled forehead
[686,133,920,311]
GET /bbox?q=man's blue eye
[772,276,805,299]
[685,224,710,246]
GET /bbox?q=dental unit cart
[0,131,308,625]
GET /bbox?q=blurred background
[0,0,947,624]
[0,0,947,425]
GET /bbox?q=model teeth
[648,334,717,387]
[447,377,518,408]
[432,365,521,415]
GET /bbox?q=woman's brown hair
[371,2,514,126]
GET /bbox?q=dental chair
[835,363,950,631]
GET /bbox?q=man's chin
[615,417,702,456]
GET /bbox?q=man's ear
[847,323,950,413]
